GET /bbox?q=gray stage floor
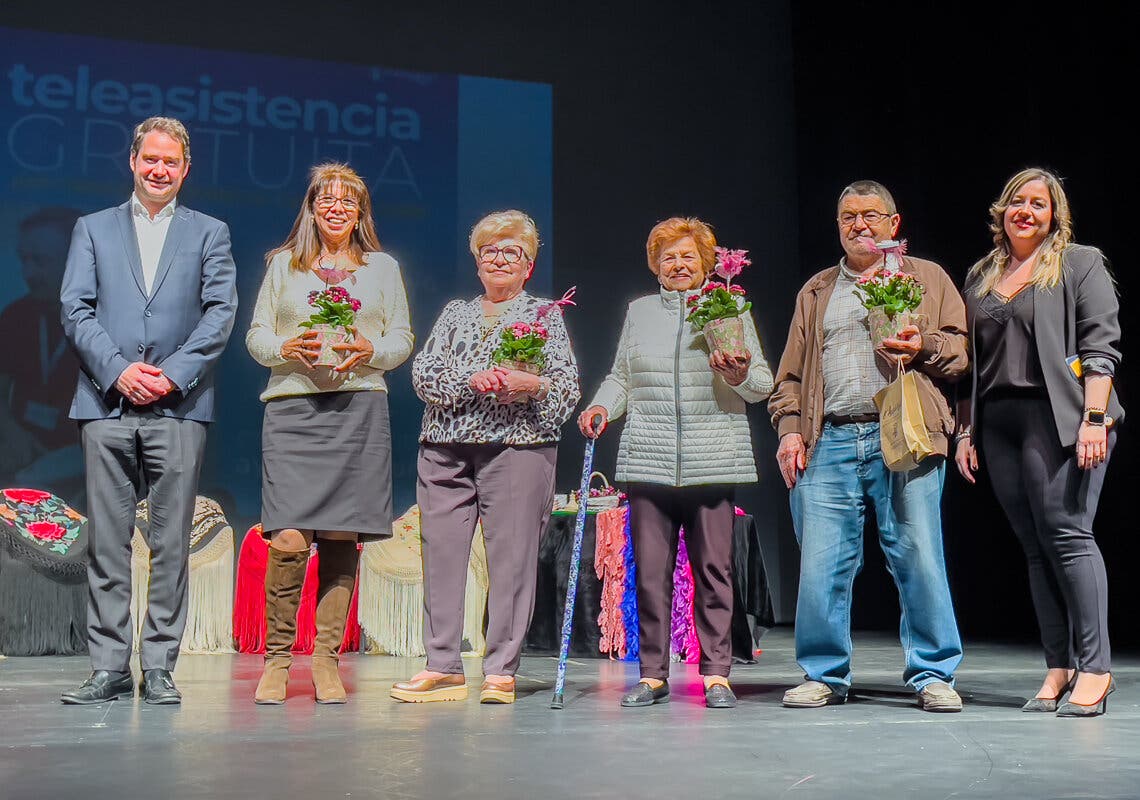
[1,629,1137,800]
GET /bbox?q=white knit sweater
[246,250,414,401]
[589,286,774,486]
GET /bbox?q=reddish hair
[646,217,716,276]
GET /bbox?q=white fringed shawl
[357,505,489,657]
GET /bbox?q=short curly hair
[130,116,191,163]
[469,210,540,261]
[646,217,716,276]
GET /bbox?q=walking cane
[551,414,601,709]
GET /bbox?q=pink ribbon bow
[536,286,577,321]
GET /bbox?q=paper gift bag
[873,368,936,472]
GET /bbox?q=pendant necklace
[315,254,357,286]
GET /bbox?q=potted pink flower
[685,247,753,354]
[490,286,576,376]
[301,285,362,367]
[491,320,549,375]
[851,239,926,348]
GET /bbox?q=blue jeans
[789,422,962,694]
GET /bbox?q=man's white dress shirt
[131,194,176,296]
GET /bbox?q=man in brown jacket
[769,180,968,712]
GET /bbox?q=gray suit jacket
[60,201,238,422]
[966,244,1124,448]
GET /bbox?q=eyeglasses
[838,210,892,227]
[478,244,527,263]
[314,195,360,212]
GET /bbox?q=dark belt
[825,413,879,426]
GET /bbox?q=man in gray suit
[59,117,237,705]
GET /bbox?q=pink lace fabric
[670,527,701,663]
[594,506,629,658]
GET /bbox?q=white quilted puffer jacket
[589,286,774,486]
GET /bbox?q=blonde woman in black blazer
[956,168,1122,717]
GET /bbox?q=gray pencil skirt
[260,390,393,541]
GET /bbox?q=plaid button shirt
[821,261,892,416]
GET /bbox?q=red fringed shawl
[233,525,360,654]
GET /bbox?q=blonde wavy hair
[267,163,382,271]
[646,217,716,276]
[468,210,540,261]
[968,168,1073,297]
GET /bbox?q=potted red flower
[302,285,362,367]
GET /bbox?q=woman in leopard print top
[391,211,580,705]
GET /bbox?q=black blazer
[965,244,1124,448]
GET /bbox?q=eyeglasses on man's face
[838,210,892,227]
[478,244,527,264]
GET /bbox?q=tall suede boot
[312,540,360,704]
[254,547,309,705]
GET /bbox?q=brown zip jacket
[767,256,969,464]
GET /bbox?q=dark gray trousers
[80,410,207,672]
[627,482,736,680]
[417,442,556,677]
[981,393,1113,673]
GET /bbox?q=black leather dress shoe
[620,680,670,707]
[705,683,738,709]
[140,669,182,705]
[61,670,135,705]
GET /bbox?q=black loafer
[620,681,670,707]
[61,670,135,705]
[140,669,182,705]
[705,683,737,709]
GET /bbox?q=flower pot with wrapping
[703,316,746,356]
[867,309,926,350]
[498,358,542,375]
[492,358,542,404]
[309,324,351,367]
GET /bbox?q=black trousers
[627,483,735,680]
[981,392,1113,673]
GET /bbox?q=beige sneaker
[782,680,846,708]
[917,681,962,712]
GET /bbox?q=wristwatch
[1084,408,1107,426]
[533,377,552,402]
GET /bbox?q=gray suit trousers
[80,409,207,672]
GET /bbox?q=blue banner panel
[0,26,551,522]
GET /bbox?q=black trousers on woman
[980,392,1114,674]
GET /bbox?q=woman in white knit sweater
[246,163,413,705]
[579,217,773,709]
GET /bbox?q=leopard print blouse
[413,292,580,445]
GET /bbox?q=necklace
[314,255,357,286]
[480,294,519,341]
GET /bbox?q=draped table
[524,505,774,662]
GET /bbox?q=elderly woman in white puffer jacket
[579,216,773,709]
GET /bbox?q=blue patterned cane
[551,416,600,709]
